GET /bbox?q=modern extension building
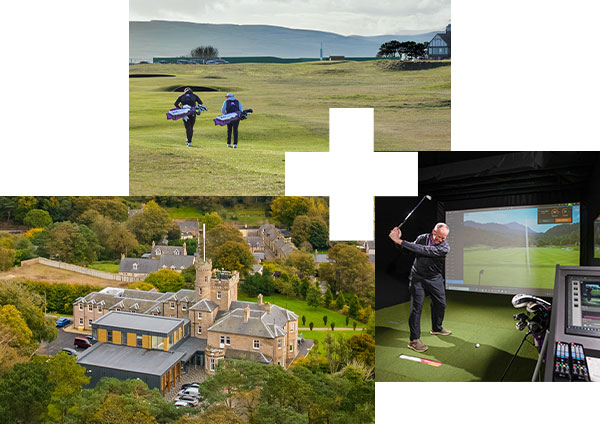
[75,258,299,395]
[428,24,451,60]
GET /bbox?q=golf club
[397,195,432,229]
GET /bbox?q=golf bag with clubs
[166,105,208,121]
[213,109,254,126]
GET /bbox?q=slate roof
[77,342,185,376]
[157,255,195,270]
[177,221,199,232]
[152,245,186,257]
[93,311,187,334]
[189,298,218,312]
[119,258,159,274]
[226,348,272,364]
[314,253,329,263]
[211,301,297,339]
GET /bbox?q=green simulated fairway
[129,61,450,195]
[375,291,541,382]
[463,246,579,289]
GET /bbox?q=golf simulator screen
[445,203,580,296]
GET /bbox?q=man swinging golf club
[221,93,242,148]
[389,222,451,353]
[174,87,203,147]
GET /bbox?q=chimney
[152,240,155,248]
[183,242,187,256]
[264,302,271,313]
[244,305,250,323]
[121,253,125,260]
[258,294,263,306]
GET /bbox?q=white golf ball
[475,343,480,348]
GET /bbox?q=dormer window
[170,265,175,270]
[156,249,161,255]
[170,302,175,309]
[175,250,180,255]
[132,263,138,271]
[98,305,102,313]
[182,304,187,311]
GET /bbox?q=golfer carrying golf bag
[389,223,451,353]
[221,93,242,148]
[174,87,203,147]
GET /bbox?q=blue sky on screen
[465,204,580,233]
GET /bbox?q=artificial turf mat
[376,291,541,382]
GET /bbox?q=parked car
[176,60,189,64]
[177,387,199,397]
[173,401,192,408]
[55,317,72,328]
[74,337,92,349]
[181,382,200,390]
[205,59,229,65]
[138,61,150,64]
[62,348,77,355]
[85,335,96,344]
[158,60,167,64]
[175,396,198,406]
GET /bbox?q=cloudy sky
[129,0,450,36]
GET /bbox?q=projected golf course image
[456,205,581,291]
[129,61,450,195]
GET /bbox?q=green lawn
[166,204,268,226]
[237,292,364,328]
[300,329,363,355]
[87,261,120,273]
[463,245,580,289]
[130,61,450,195]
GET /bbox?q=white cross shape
[285,108,418,241]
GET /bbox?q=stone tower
[195,259,212,299]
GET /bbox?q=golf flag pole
[203,223,206,262]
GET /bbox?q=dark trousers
[227,121,239,145]
[408,276,447,340]
[183,114,196,142]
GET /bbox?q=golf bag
[213,109,254,126]
[166,105,208,121]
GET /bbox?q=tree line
[376,40,429,59]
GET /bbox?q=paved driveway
[36,328,89,356]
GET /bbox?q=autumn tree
[214,241,254,273]
[34,221,101,265]
[286,250,316,276]
[126,200,172,245]
[206,224,246,258]
[270,197,312,228]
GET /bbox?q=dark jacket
[175,92,203,108]
[401,233,450,282]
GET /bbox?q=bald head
[432,222,449,244]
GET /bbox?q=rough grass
[130,61,450,195]
[0,263,126,287]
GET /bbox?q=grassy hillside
[130,61,450,195]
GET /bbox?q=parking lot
[36,327,90,356]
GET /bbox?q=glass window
[198,312,202,320]
[197,326,202,334]
[182,304,187,311]
[220,335,225,346]
[169,333,173,345]
[137,334,143,347]
[170,302,175,309]
[88,304,93,311]
[79,318,83,325]
[278,339,282,349]
[98,305,102,313]
[253,340,260,349]
[88,319,92,326]
[290,323,295,332]
[107,330,113,342]
[79,303,83,311]
[290,344,294,352]
[210,359,215,371]
[226,336,231,345]
[217,291,221,299]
